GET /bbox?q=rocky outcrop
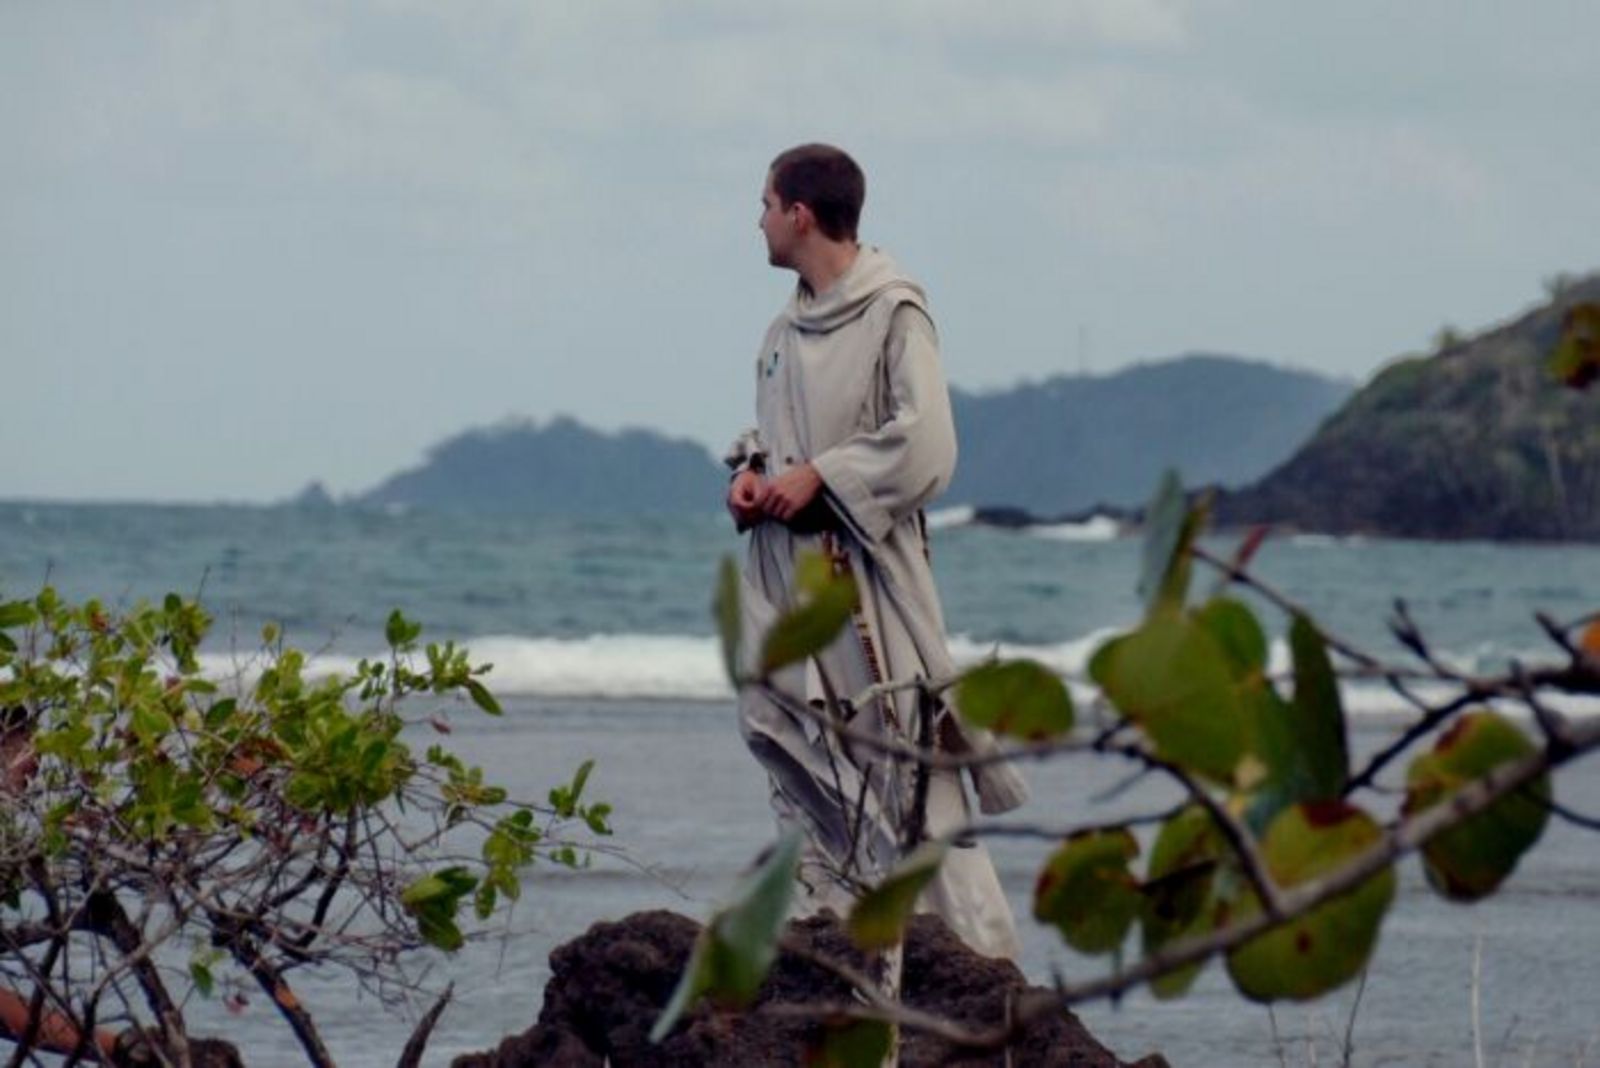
[1214,275,1600,540]
[454,910,1167,1068]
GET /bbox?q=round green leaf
[956,659,1074,741]
[1225,801,1395,1003]
[1034,829,1142,955]
[1093,615,1250,783]
[1403,711,1550,901]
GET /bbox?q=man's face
[759,172,799,268]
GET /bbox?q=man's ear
[791,202,812,234]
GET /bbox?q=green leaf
[1140,806,1224,998]
[0,599,38,629]
[465,678,502,716]
[759,552,857,674]
[415,907,465,951]
[584,803,613,836]
[847,842,948,951]
[385,609,421,649]
[190,960,215,998]
[1092,614,1250,783]
[130,704,175,745]
[650,830,802,1042]
[807,1018,895,1068]
[955,659,1074,741]
[1138,470,1200,617]
[204,697,238,730]
[713,555,742,683]
[1034,829,1143,955]
[1225,801,1395,1002]
[1403,711,1549,901]
[402,866,477,951]
[1193,598,1267,679]
[1286,614,1348,798]
[401,866,477,907]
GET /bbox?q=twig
[1154,759,1285,918]
[1539,794,1600,832]
[1191,545,1383,670]
[1343,690,1483,795]
[394,983,452,1068]
[1337,967,1367,1068]
[1471,934,1485,1068]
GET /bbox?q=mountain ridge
[337,355,1350,516]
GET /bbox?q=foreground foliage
[660,464,1600,1066]
[0,592,608,1066]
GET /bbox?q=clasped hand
[727,464,822,528]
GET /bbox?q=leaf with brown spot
[1034,829,1142,954]
[1403,711,1549,901]
[1225,802,1394,1002]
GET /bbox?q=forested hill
[355,417,725,514]
[1214,274,1600,540]
[341,356,1350,516]
[943,356,1352,514]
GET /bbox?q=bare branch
[394,982,452,1068]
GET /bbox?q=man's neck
[797,240,860,297]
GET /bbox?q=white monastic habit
[726,247,1029,959]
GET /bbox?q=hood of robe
[786,246,925,335]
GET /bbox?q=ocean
[2,502,1598,1066]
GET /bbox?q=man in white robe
[725,144,1028,959]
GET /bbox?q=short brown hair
[769,144,865,242]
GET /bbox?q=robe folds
[727,247,1029,960]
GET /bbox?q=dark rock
[191,1038,245,1067]
[453,909,1167,1068]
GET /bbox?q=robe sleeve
[723,427,768,477]
[811,303,956,544]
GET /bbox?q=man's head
[760,143,864,268]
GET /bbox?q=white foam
[1289,533,1369,547]
[191,630,1600,718]
[199,634,734,700]
[925,505,976,530]
[1025,515,1121,542]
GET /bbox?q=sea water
[2,503,1598,1065]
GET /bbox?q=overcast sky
[4,1,1596,502]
